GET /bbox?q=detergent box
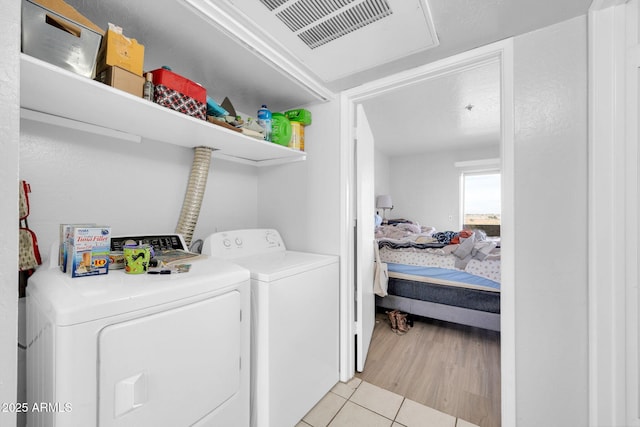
[59,223,95,272]
[64,226,111,278]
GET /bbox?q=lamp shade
[376,195,393,209]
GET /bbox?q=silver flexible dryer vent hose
[176,146,213,247]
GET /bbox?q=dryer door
[98,290,241,426]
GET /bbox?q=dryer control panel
[203,229,285,259]
[111,234,188,252]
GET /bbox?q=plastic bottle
[257,105,272,142]
[143,72,154,101]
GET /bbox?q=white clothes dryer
[203,229,339,427]
[26,234,250,427]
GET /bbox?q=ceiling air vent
[230,0,439,82]
[261,0,393,49]
[261,0,290,11]
[275,0,355,32]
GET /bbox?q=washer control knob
[235,238,243,246]
[223,239,231,247]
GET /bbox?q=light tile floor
[297,378,480,427]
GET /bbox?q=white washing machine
[26,234,250,427]
[203,229,339,427]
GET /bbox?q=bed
[375,220,501,331]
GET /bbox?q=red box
[149,68,206,104]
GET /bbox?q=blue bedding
[386,263,500,291]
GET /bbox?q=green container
[284,108,312,126]
[271,113,292,147]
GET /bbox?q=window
[461,171,501,236]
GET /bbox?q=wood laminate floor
[355,311,501,427]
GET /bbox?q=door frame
[588,1,639,425]
[338,39,515,426]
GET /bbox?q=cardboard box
[21,0,104,78]
[59,223,95,272]
[96,66,144,97]
[66,226,111,278]
[97,24,145,76]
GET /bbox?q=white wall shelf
[20,54,306,166]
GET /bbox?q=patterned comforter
[376,224,501,284]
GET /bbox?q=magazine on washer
[153,249,203,265]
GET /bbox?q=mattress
[385,275,501,314]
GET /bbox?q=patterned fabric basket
[153,85,207,120]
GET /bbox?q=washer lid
[232,251,338,282]
[27,257,249,326]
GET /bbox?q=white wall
[0,0,20,425]
[386,145,498,231]
[513,16,588,426]
[257,99,341,256]
[374,148,391,204]
[19,123,260,258]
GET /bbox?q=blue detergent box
[66,226,112,278]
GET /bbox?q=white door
[355,104,376,372]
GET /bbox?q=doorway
[338,39,515,425]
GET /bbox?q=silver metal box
[21,0,102,78]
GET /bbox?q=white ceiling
[327,0,593,91]
[63,0,592,155]
[361,59,501,156]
